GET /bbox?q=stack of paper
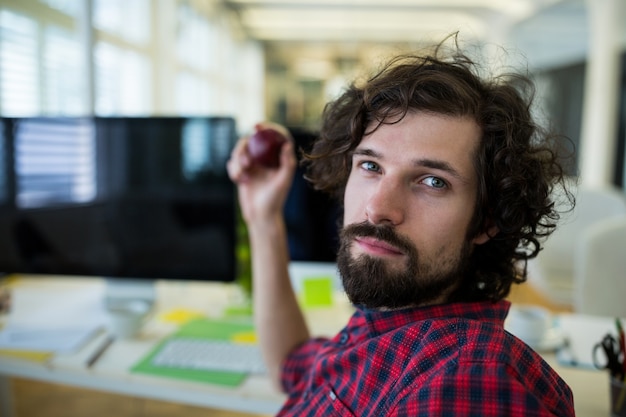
[0,278,108,360]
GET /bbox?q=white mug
[106,300,151,339]
[506,304,551,347]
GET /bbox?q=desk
[0,276,290,416]
[0,276,614,417]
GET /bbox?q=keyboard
[151,337,267,374]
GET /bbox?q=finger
[226,156,244,182]
[232,135,250,158]
[227,141,252,181]
[230,136,253,167]
[280,139,296,168]
[273,140,297,185]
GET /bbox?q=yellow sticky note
[231,331,258,344]
[160,308,205,324]
[301,276,333,308]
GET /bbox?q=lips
[354,236,404,256]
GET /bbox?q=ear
[472,222,499,245]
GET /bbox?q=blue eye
[360,161,380,172]
[422,176,446,189]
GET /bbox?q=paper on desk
[0,348,53,363]
[0,281,107,353]
[555,313,621,369]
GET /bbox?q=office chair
[527,182,626,306]
[573,214,626,317]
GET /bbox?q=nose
[365,180,404,226]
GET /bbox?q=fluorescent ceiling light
[241,9,486,41]
[227,0,536,19]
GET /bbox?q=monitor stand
[104,278,156,309]
[103,278,156,338]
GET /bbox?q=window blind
[175,71,210,115]
[0,10,39,115]
[44,25,83,115]
[93,0,150,44]
[94,42,151,115]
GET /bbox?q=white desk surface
[0,276,614,416]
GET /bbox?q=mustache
[340,222,416,255]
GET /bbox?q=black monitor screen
[0,116,237,282]
[285,127,340,262]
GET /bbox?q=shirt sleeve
[388,361,575,417]
[280,336,329,393]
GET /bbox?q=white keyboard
[151,337,267,374]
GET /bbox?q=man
[227,40,575,416]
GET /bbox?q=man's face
[338,111,491,309]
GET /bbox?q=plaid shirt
[279,300,574,416]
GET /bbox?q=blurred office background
[1,0,625,180]
[0,0,625,309]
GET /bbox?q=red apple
[248,128,287,168]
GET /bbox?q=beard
[336,222,472,309]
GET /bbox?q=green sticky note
[301,276,333,307]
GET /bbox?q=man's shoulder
[393,316,574,416]
[396,308,564,381]
[433,312,551,370]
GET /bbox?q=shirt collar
[356,300,511,337]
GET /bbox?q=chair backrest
[573,214,626,317]
[547,186,626,266]
[528,182,626,304]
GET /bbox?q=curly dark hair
[302,39,574,302]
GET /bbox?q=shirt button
[339,332,349,344]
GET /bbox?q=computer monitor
[0,116,238,287]
[0,117,342,308]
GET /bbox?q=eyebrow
[352,147,469,184]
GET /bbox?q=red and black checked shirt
[279,300,574,416]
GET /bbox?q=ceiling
[222,0,587,78]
